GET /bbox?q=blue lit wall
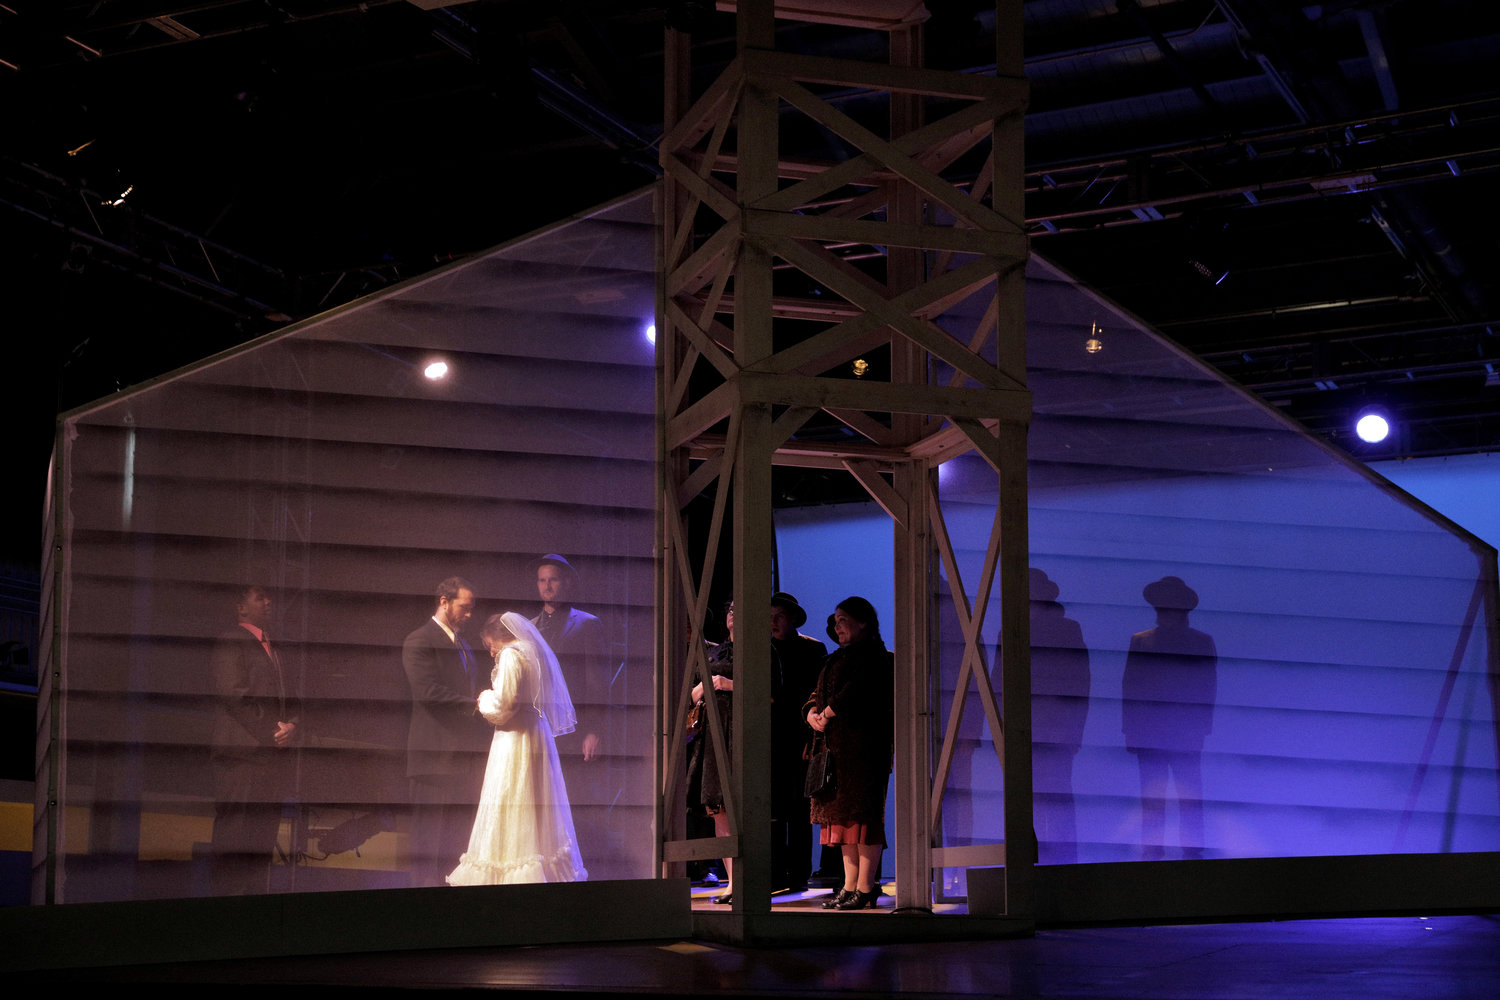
[776,459,1498,866]
[1372,452,1500,550]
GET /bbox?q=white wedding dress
[447,618,587,886]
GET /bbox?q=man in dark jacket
[210,585,299,895]
[529,554,610,872]
[769,592,826,891]
[402,576,489,886]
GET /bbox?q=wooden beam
[954,417,1003,471]
[662,835,741,864]
[659,56,745,156]
[749,210,1029,258]
[842,458,909,528]
[995,417,1035,914]
[746,48,1028,103]
[905,419,998,463]
[662,503,715,802]
[732,401,777,914]
[666,221,740,299]
[945,284,1003,388]
[931,843,1007,868]
[689,434,905,466]
[926,494,977,826]
[667,381,735,451]
[737,373,1031,424]
[684,149,885,182]
[663,152,741,226]
[665,109,738,269]
[733,257,1012,382]
[695,240,738,330]
[744,307,889,380]
[676,453,724,508]
[769,404,818,447]
[665,299,738,380]
[775,79,1015,233]
[761,236,1007,388]
[760,93,1015,215]
[824,407,894,446]
[679,292,863,322]
[665,344,701,418]
[957,502,1008,761]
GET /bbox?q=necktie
[456,638,474,694]
[263,633,286,715]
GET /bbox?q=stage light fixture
[1354,405,1391,444]
[424,361,449,380]
[1085,321,1103,354]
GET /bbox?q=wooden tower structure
[655,0,1034,941]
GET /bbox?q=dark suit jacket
[770,633,827,814]
[211,623,299,764]
[402,617,490,778]
[532,607,607,745]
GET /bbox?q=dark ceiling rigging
[4,0,1498,465]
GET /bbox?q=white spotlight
[424,361,449,380]
[1354,407,1390,444]
[644,323,656,346]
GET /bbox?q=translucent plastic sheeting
[777,254,1498,882]
[44,193,659,902]
[939,256,1498,866]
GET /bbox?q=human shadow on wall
[1122,575,1218,861]
[1029,568,1091,865]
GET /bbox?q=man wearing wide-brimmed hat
[769,591,826,891]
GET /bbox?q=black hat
[526,553,580,587]
[825,613,838,644]
[770,592,808,628]
[1143,575,1198,611]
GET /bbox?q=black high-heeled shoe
[821,888,856,909]
[711,892,733,905]
[834,888,881,910]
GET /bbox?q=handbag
[803,731,836,799]
[685,700,703,740]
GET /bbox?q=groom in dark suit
[210,584,299,895]
[402,576,489,886]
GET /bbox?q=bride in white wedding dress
[447,611,588,885]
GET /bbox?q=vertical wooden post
[656,23,691,881]
[727,0,779,917]
[732,398,775,914]
[887,19,934,913]
[996,424,1033,910]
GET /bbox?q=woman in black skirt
[804,596,894,910]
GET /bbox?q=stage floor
[18,912,1498,997]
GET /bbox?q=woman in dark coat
[685,602,735,903]
[804,596,894,910]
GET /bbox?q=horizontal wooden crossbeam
[746,48,1028,104]
[663,835,741,864]
[738,372,1031,421]
[748,210,1028,258]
